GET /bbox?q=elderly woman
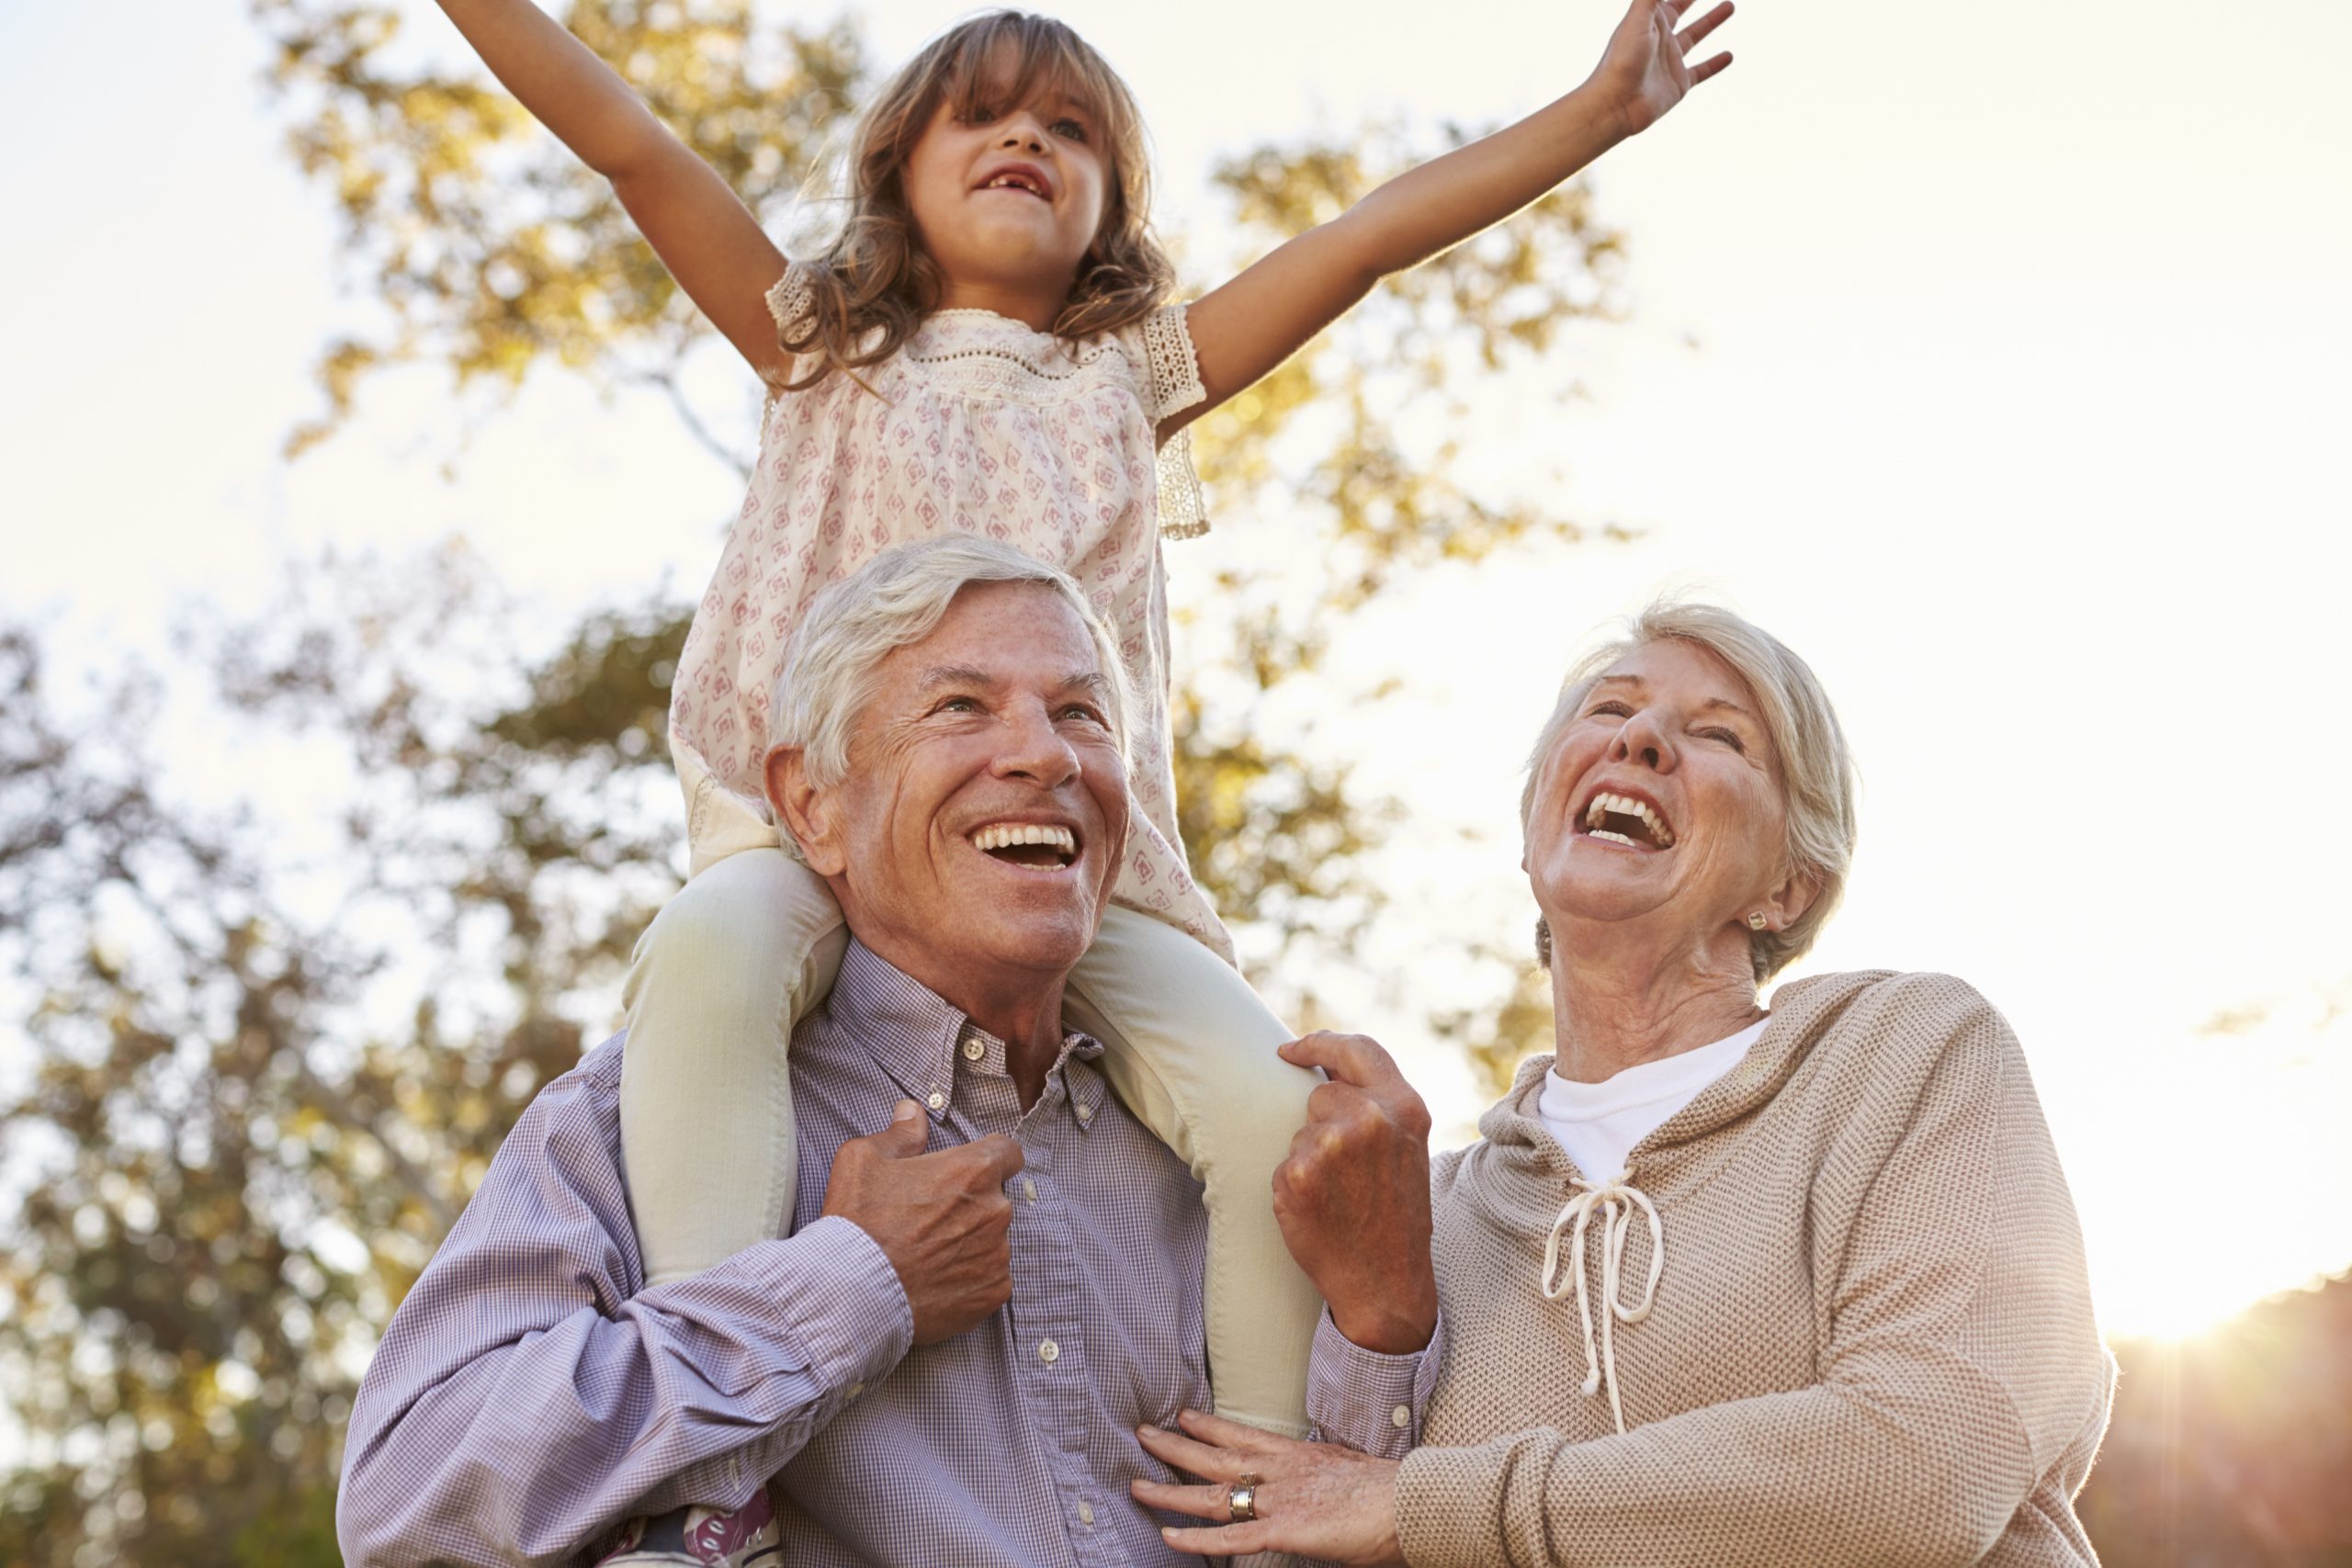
[1132,602,2114,1566]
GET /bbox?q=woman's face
[899,57,1109,312]
[1524,638,1811,960]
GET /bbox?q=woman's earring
[1747,911,1770,931]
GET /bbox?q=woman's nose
[1611,712,1676,772]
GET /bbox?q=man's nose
[991,704,1080,786]
[1611,711,1676,773]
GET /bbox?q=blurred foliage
[0,549,682,1567]
[2080,1273,2352,1566]
[0,0,1634,1558]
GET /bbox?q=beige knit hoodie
[1396,970,2114,1568]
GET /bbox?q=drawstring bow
[1538,1173,1665,1435]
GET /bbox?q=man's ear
[766,745,848,877]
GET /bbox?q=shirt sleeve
[334,1056,914,1568]
[1305,1306,1445,1460]
[1391,984,2114,1568]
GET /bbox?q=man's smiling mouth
[969,821,1079,871]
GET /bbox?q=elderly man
[335,537,1437,1568]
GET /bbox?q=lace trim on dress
[761,265,816,390]
[1141,302,1212,540]
[1157,428,1210,541]
[1140,303,1207,422]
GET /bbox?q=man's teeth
[971,823,1076,854]
[1581,791,1676,847]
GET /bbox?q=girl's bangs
[935,16,1128,141]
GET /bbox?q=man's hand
[821,1100,1023,1345]
[1271,1033,1436,1355]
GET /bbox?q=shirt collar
[826,941,1102,1127]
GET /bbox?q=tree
[3,1,1626,1556]
[0,549,689,1567]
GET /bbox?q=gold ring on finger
[1227,1473,1261,1524]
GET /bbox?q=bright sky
[3,0,2347,1340]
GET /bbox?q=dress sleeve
[762,262,819,389]
[1140,301,1212,540]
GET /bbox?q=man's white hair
[769,535,1133,798]
[1521,599,1859,984]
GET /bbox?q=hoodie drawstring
[1538,1174,1664,1435]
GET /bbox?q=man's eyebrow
[1054,671,1113,700]
[917,664,1001,692]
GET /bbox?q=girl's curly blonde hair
[780,11,1176,389]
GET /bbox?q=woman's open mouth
[1578,791,1677,851]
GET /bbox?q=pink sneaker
[597,1490,779,1567]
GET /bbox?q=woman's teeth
[1583,792,1675,848]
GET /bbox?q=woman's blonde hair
[781,11,1175,389]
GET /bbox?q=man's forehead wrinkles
[916,663,1001,691]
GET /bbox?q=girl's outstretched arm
[435,0,789,378]
[1174,0,1733,434]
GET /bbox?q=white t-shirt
[1537,1018,1770,1183]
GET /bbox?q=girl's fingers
[1690,50,1734,85]
[1136,1421,1250,1481]
[1678,0,1735,49]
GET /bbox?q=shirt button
[1075,1101,1094,1123]
[1391,1404,1412,1429]
[847,1382,866,1401]
[1038,1338,1060,1365]
[926,1090,946,1111]
[1021,1178,1038,1204]
[962,1037,985,1062]
[1078,1501,1096,1527]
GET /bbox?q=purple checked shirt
[337,942,1435,1567]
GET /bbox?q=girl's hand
[1587,0,1736,141]
[1131,1409,1408,1565]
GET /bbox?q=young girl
[435,0,1728,1467]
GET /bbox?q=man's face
[785,581,1130,997]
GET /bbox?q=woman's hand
[1132,1409,1408,1565]
[1587,0,1737,141]
[1272,1032,1438,1354]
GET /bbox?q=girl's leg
[1063,906,1324,1440]
[619,847,847,1286]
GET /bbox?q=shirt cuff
[714,1214,915,1396]
[1304,1304,1444,1459]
